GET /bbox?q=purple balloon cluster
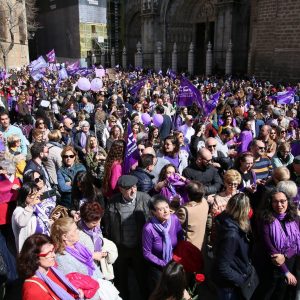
[77,77,103,92]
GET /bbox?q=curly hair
[17,234,53,278]
[161,135,180,157]
[80,201,104,223]
[260,189,297,224]
[158,163,177,182]
[102,139,125,195]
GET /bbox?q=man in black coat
[183,148,223,196]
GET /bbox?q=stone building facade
[248,0,300,82]
[0,0,29,69]
[110,0,299,81]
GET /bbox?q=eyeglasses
[270,132,276,134]
[272,199,287,205]
[59,126,64,129]
[34,175,44,183]
[258,147,265,150]
[207,144,217,148]
[63,154,75,159]
[38,247,55,257]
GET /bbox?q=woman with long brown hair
[102,140,126,199]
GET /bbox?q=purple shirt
[142,214,183,267]
[164,154,179,169]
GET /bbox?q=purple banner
[29,56,48,73]
[123,122,139,174]
[177,77,203,108]
[58,68,68,80]
[274,89,295,105]
[66,61,80,72]
[129,77,148,97]
[46,49,56,63]
[204,91,221,115]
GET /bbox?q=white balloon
[77,77,91,91]
[90,78,103,92]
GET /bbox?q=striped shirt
[252,157,272,180]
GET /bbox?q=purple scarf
[80,132,87,149]
[151,216,173,264]
[79,220,103,252]
[65,242,95,276]
[269,213,300,255]
[35,266,79,300]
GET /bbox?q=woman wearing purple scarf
[51,217,121,300]
[78,201,118,280]
[254,189,300,299]
[142,196,183,290]
[155,164,189,211]
[18,234,82,300]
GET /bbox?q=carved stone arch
[125,9,141,67]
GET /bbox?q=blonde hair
[223,169,242,184]
[7,134,20,147]
[225,193,251,232]
[51,217,75,254]
[48,130,62,142]
[272,166,290,182]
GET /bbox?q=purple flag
[129,77,148,97]
[274,89,295,105]
[31,70,44,81]
[123,122,139,174]
[48,63,57,72]
[177,77,203,108]
[166,69,176,80]
[58,68,68,80]
[204,91,221,115]
[66,60,80,72]
[46,49,56,63]
[29,56,48,72]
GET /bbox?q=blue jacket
[57,163,86,209]
[213,212,252,288]
[131,167,154,193]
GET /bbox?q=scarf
[80,132,87,149]
[65,242,96,276]
[78,220,103,252]
[151,216,173,264]
[34,204,51,235]
[35,266,79,300]
[269,213,300,255]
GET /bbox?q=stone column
[225,40,232,75]
[122,46,127,70]
[172,43,177,73]
[154,41,162,72]
[135,41,143,69]
[111,47,115,68]
[206,42,212,76]
[188,42,194,76]
[101,49,105,67]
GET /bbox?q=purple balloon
[77,77,91,91]
[91,78,103,92]
[152,114,164,127]
[141,113,151,125]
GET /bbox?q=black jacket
[131,167,155,193]
[213,212,252,288]
[103,191,151,247]
[182,162,222,195]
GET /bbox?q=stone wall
[249,0,300,82]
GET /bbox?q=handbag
[240,264,259,300]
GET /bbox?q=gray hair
[277,180,298,199]
[0,160,16,175]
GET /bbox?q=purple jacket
[142,214,183,267]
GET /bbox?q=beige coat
[176,200,209,251]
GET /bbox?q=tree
[0,0,38,70]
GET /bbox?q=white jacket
[12,206,36,253]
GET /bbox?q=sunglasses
[38,247,55,257]
[258,147,265,150]
[281,131,286,134]
[34,175,44,183]
[207,144,217,148]
[63,154,75,159]
[37,122,44,125]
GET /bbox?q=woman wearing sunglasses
[57,146,86,210]
[12,182,52,252]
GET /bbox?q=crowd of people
[0,65,300,300]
